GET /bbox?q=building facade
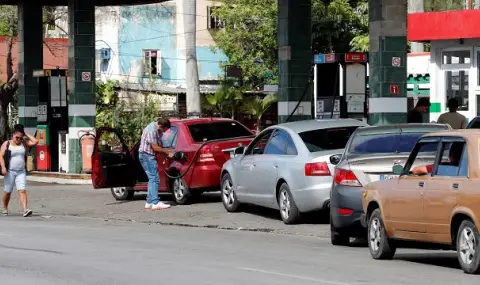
[51,1,227,112]
[409,4,480,122]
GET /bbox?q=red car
[91,118,255,205]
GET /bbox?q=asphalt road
[0,215,478,284]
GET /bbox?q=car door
[156,125,179,191]
[263,129,299,205]
[235,129,273,203]
[252,129,289,206]
[386,138,441,233]
[91,127,135,189]
[424,139,466,238]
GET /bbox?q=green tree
[241,94,278,133]
[212,0,367,88]
[203,79,246,118]
[211,0,278,89]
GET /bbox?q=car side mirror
[330,154,341,165]
[234,146,245,155]
[392,165,403,175]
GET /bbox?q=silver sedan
[220,119,368,224]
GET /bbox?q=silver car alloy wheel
[459,226,476,265]
[112,187,126,197]
[173,179,186,200]
[222,178,235,206]
[369,217,382,252]
[280,190,290,220]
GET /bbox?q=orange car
[362,130,480,274]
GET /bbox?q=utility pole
[184,0,201,118]
[408,0,424,52]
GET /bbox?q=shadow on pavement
[239,204,331,225]
[395,252,460,270]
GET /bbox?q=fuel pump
[33,68,68,172]
[313,53,368,121]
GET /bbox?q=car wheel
[171,177,191,205]
[456,220,480,274]
[278,183,301,224]
[111,187,134,201]
[221,173,240,212]
[330,217,350,246]
[368,209,396,259]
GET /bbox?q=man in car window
[412,142,463,175]
[139,118,173,210]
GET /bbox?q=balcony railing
[424,0,479,12]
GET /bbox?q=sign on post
[392,57,401,67]
[81,72,91,82]
[390,84,399,95]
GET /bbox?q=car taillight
[305,162,331,176]
[334,168,362,187]
[197,147,215,165]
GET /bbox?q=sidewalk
[0,171,92,185]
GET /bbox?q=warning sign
[82,72,91,82]
[392,57,401,67]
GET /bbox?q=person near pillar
[407,98,430,123]
[139,118,173,210]
[437,98,467,129]
[0,124,39,217]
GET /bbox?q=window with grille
[143,49,162,77]
[207,7,224,30]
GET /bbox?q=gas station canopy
[0,0,165,5]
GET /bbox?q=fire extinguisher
[78,130,95,174]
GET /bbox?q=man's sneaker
[145,202,153,209]
[151,202,170,210]
[23,209,33,217]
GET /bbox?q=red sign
[390,84,399,95]
[345,53,367,63]
[325,53,336,63]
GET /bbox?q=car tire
[171,177,192,205]
[221,173,240,212]
[456,220,480,274]
[368,209,396,259]
[111,187,134,201]
[330,217,350,246]
[278,183,301,225]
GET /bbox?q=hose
[161,135,254,180]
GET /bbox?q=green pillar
[68,0,96,173]
[18,3,43,135]
[368,0,408,125]
[277,0,312,123]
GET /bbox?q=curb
[0,173,92,185]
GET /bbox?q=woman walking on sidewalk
[0,124,38,217]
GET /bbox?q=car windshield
[188,121,253,142]
[347,132,438,155]
[299,126,359,152]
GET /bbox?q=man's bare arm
[0,142,7,171]
[151,143,171,156]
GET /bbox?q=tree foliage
[241,94,278,133]
[211,0,278,90]
[96,80,166,148]
[203,79,246,118]
[212,0,370,88]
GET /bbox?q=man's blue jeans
[139,152,160,205]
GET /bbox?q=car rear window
[188,121,253,142]
[299,127,359,152]
[348,132,437,154]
